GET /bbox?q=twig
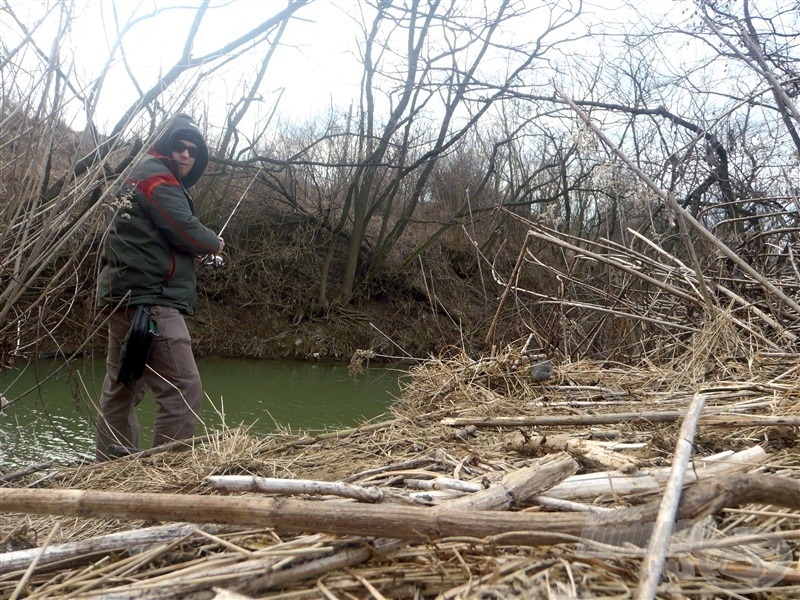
[0,462,53,484]
[10,520,60,600]
[485,232,531,348]
[636,393,706,600]
[263,420,397,453]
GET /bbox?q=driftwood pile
[3,336,800,598]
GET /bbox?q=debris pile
[3,338,800,598]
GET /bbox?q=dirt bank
[188,245,524,362]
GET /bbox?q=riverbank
[188,260,506,362]
[3,341,800,598]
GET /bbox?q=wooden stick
[636,393,706,600]
[543,445,765,501]
[0,463,54,484]
[204,476,385,503]
[530,496,614,514]
[343,456,436,484]
[402,477,485,493]
[442,412,800,428]
[266,420,396,452]
[0,524,218,576]
[485,232,531,347]
[505,432,640,472]
[10,521,60,600]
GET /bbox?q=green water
[0,357,402,471]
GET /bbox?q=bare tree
[302,0,586,304]
[491,0,800,358]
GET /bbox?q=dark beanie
[152,114,209,187]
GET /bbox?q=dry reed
[3,318,800,598]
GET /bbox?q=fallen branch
[442,412,800,428]
[0,463,53,484]
[637,392,706,599]
[541,445,766,501]
[504,432,641,472]
[343,456,437,484]
[204,476,385,503]
[0,524,218,576]
[402,477,485,493]
[3,472,798,547]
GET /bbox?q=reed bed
[3,324,800,598]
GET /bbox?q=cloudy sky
[86,1,364,127]
[3,0,691,139]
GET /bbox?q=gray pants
[96,305,203,459]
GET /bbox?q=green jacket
[97,116,219,314]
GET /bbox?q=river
[0,357,403,471]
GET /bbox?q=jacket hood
[152,114,209,188]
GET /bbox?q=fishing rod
[201,167,263,268]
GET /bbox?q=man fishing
[95,114,224,460]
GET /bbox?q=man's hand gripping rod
[201,168,261,268]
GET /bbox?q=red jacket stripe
[132,175,219,253]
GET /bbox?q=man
[95,114,223,460]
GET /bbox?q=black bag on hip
[116,305,158,385]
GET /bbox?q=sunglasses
[172,140,199,158]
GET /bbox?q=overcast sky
[72,1,361,129]
[2,0,695,141]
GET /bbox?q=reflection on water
[0,357,402,471]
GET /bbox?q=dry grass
[4,319,800,598]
